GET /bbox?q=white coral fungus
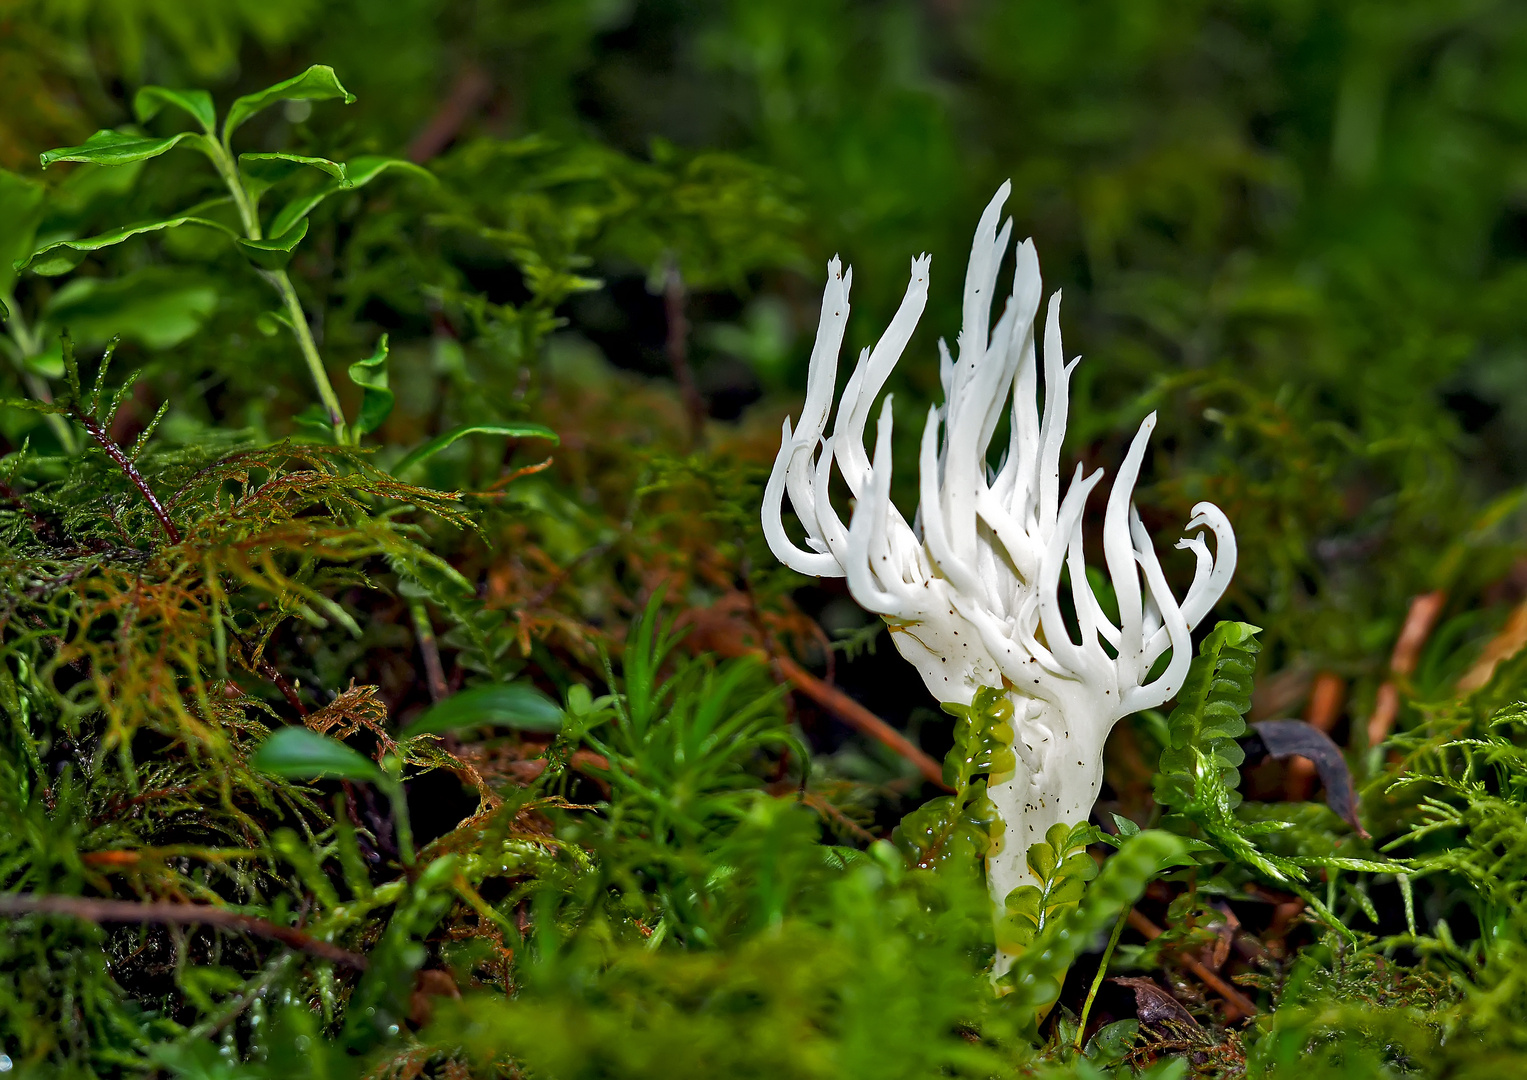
[761,182,1236,961]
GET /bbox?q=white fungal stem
[761,183,1237,970]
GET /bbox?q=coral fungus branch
[761,182,1237,965]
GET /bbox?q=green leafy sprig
[19,66,430,443]
[891,686,1014,874]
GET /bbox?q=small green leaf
[392,422,559,477]
[1005,885,1042,919]
[347,334,393,436]
[1003,830,1189,1007]
[293,403,334,436]
[40,129,205,169]
[224,65,355,141]
[1027,841,1059,881]
[267,156,434,238]
[256,310,295,336]
[16,213,236,274]
[1059,850,1100,881]
[399,682,565,740]
[133,87,216,133]
[252,727,384,784]
[239,152,349,189]
[234,218,309,270]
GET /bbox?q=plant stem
[206,134,346,438]
[410,598,448,702]
[267,269,346,434]
[1077,905,1131,1048]
[392,791,416,868]
[381,762,416,869]
[204,137,261,240]
[23,373,78,454]
[78,414,180,544]
[4,298,78,453]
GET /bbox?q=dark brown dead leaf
[1244,719,1368,836]
[1113,976,1200,1028]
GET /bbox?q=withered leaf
[1243,719,1367,836]
[1113,976,1200,1028]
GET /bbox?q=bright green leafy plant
[17,65,429,442]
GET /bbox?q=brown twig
[0,893,366,969]
[227,625,307,717]
[773,654,949,789]
[1458,595,1527,693]
[1366,590,1446,749]
[798,789,880,843]
[407,66,493,163]
[681,592,949,788]
[1126,908,1259,1020]
[258,658,307,716]
[79,415,180,544]
[410,600,449,704]
[663,257,707,448]
[481,456,555,493]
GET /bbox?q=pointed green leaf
[347,156,434,188]
[16,213,237,274]
[1110,812,1141,839]
[240,153,350,216]
[40,129,206,169]
[252,727,384,784]
[399,682,565,740]
[392,422,559,477]
[133,87,216,133]
[347,334,393,436]
[239,152,349,187]
[267,156,434,239]
[224,65,355,141]
[293,403,334,436]
[234,218,309,270]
